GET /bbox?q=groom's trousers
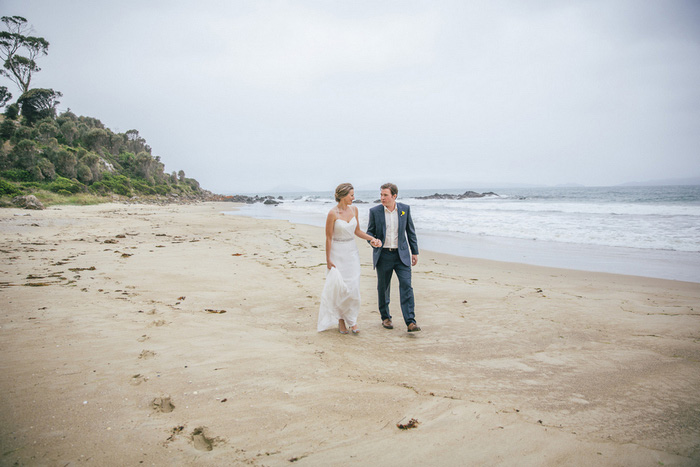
[376,249,416,325]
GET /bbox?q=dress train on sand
[317,217,361,331]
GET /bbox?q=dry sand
[1,202,699,466]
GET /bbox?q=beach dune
[1,202,698,465]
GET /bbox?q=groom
[366,183,421,332]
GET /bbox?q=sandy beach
[1,201,699,466]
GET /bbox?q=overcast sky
[3,0,700,193]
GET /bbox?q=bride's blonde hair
[335,183,354,202]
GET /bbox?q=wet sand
[1,202,698,465]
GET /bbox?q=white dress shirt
[383,205,399,249]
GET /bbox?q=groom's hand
[412,254,418,266]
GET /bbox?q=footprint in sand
[151,396,175,413]
[139,350,156,359]
[130,374,149,385]
[191,427,216,451]
[137,309,158,316]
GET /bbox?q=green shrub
[48,176,83,193]
[4,104,19,120]
[185,178,201,191]
[155,184,169,196]
[1,169,33,182]
[0,179,21,196]
[132,178,156,195]
[57,189,72,196]
[88,181,103,194]
[0,118,16,140]
[92,173,131,196]
[10,126,32,143]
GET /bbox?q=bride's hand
[327,261,335,269]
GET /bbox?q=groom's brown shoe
[407,323,421,332]
[382,319,393,329]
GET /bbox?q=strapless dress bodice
[332,217,357,242]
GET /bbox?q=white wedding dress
[317,217,361,332]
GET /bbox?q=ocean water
[225,186,700,283]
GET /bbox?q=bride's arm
[325,210,336,269]
[354,206,379,244]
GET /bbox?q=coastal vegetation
[0,15,207,207]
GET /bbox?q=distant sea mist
[225,185,700,283]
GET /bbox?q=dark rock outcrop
[416,191,499,200]
[221,195,284,205]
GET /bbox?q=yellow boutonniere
[401,211,405,216]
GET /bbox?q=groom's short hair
[381,183,398,196]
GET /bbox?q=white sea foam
[408,201,699,252]
[235,187,700,253]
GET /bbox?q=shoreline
[227,203,700,284]
[1,202,699,465]
[419,230,700,284]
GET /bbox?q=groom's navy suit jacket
[366,202,419,269]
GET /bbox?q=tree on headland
[52,148,77,178]
[0,16,49,95]
[125,129,150,154]
[0,85,11,108]
[83,128,109,151]
[16,87,62,125]
[10,139,38,170]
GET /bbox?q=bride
[318,183,381,334]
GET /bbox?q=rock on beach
[12,195,45,210]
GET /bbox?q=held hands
[370,238,382,248]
